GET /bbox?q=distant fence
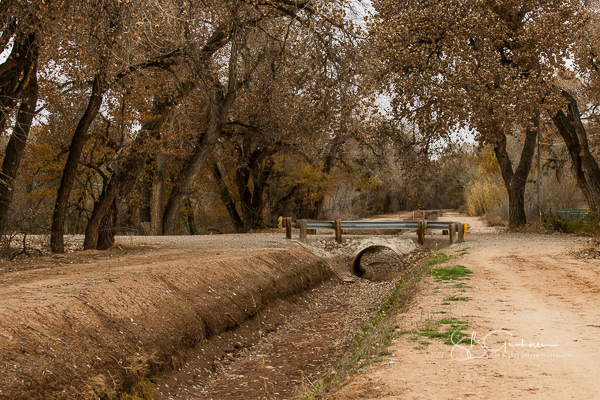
[551,209,591,221]
[412,210,439,220]
[279,218,470,246]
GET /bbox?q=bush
[542,211,600,234]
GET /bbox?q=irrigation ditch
[0,233,446,400]
[147,236,442,400]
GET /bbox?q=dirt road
[329,214,600,399]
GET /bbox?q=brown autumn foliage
[1,0,600,253]
[370,0,600,228]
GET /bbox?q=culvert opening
[350,245,405,280]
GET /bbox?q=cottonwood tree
[371,0,582,227]
[83,0,324,245]
[547,5,600,218]
[155,0,369,235]
[209,10,373,229]
[49,0,190,252]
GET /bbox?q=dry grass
[295,251,432,399]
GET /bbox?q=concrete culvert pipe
[351,245,399,278]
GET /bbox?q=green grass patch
[447,296,471,301]
[439,318,467,324]
[453,283,471,289]
[426,252,450,266]
[457,247,470,256]
[428,265,473,281]
[418,319,474,345]
[413,339,432,351]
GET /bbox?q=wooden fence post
[285,217,292,240]
[449,223,457,245]
[299,219,307,243]
[458,223,464,243]
[417,220,426,246]
[334,220,342,244]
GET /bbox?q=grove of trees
[1,0,599,253]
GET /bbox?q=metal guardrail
[290,220,460,231]
[281,217,470,245]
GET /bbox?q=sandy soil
[328,212,600,399]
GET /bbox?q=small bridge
[279,218,470,246]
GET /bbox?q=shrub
[542,211,600,235]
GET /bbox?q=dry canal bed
[0,232,426,400]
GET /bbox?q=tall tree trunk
[50,74,105,253]
[312,135,344,219]
[83,83,194,249]
[139,157,153,225]
[236,153,273,231]
[151,152,166,235]
[97,197,117,250]
[162,80,238,235]
[185,197,198,235]
[213,162,244,232]
[0,39,37,236]
[237,163,254,232]
[84,173,120,250]
[493,119,537,229]
[551,91,600,216]
[249,157,273,229]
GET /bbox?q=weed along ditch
[0,232,452,400]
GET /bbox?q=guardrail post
[298,219,307,243]
[458,223,464,243]
[417,220,425,245]
[449,223,457,245]
[285,217,292,239]
[334,220,342,244]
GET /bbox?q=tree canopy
[0,0,599,250]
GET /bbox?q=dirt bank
[0,234,334,400]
